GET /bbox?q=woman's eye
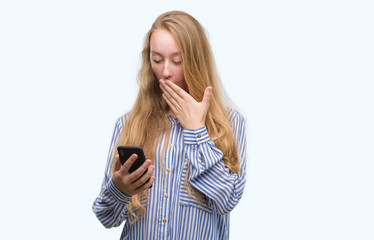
[173,60,182,65]
[153,59,162,64]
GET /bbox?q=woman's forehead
[150,29,181,55]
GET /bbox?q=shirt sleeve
[183,109,247,215]
[92,116,132,228]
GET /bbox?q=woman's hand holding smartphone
[112,146,155,196]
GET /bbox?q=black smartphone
[117,146,146,173]
[117,146,152,188]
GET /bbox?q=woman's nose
[162,62,172,79]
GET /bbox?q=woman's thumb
[202,86,213,105]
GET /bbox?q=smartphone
[117,146,152,187]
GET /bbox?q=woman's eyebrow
[150,50,181,56]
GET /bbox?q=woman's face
[150,28,187,91]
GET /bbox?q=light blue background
[1,0,373,239]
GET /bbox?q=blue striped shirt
[92,108,247,239]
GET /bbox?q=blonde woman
[93,10,247,240]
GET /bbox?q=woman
[93,10,247,239]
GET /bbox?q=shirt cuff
[107,177,132,204]
[183,126,210,145]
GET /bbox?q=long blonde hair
[113,10,239,221]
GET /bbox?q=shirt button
[123,198,129,201]
[164,194,168,198]
[163,219,167,223]
[169,143,172,147]
[166,168,170,173]
[173,123,176,127]
[197,134,201,138]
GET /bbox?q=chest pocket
[179,161,214,213]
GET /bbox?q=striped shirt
[92,108,247,240]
